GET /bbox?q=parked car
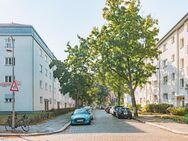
[105,106,111,114]
[115,107,132,119]
[109,106,115,115]
[110,106,124,116]
[71,109,91,125]
[83,106,94,120]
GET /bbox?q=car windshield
[73,109,88,115]
[122,108,129,111]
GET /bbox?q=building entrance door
[57,102,60,109]
[44,99,49,111]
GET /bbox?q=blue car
[71,109,91,125]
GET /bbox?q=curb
[0,121,71,137]
[133,117,188,135]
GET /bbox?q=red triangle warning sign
[10,80,19,92]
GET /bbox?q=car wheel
[117,114,120,119]
[88,120,91,125]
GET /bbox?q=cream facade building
[126,13,188,107]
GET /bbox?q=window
[5,98,12,103]
[5,57,15,65]
[163,93,168,101]
[40,96,43,104]
[4,39,12,48]
[40,64,43,73]
[180,58,184,68]
[163,59,167,68]
[45,83,48,90]
[5,76,12,82]
[49,72,52,79]
[5,94,13,103]
[39,49,43,57]
[171,54,175,62]
[187,45,188,54]
[163,43,167,52]
[45,69,48,77]
[171,92,175,100]
[153,80,158,87]
[180,78,184,88]
[40,80,43,89]
[163,76,168,85]
[171,36,175,44]
[45,55,48,62]
[187,23,188,32]
[49,85,52,92]
[180,38,184,48]
[171,73,175,81]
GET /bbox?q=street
[1,110,188,141]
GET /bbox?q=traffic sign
[10,80,19,92]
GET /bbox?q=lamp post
[7,36,15,129]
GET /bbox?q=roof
[157,13,188,47]
[0,22,32,27]
[0,23,56,60]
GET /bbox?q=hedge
[0,108,75,125]
[144,103,173,114]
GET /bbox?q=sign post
[7,36,17,130]
[10,80,19,92]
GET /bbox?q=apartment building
[0,23,74,112]
[133,13,188,107]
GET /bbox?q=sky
[0,0,188,60]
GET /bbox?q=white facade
[0,23,74,112]
[134,13,188,107]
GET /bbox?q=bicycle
[5,114,30,132]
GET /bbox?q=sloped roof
[0,22,32,27]
[157,13,188,46]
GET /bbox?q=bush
[28,108,75,125]
[185,104,188,114]
[127,104,142,111]
[169,107,185,116]
[136,104,142,111]
[162,114,188,124]
[144,103,173,114]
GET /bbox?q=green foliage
[0,108,74,125]
[88,0,160,116]
[144,104,173,114]
[50,0,160,114]
[168,107,185,116]
[162,114,188,124]
[128,104,141,111]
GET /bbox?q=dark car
[115,107,132,119]
[113,106,124,116]
[105,106,111,114]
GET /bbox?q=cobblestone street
[1,110,188,141]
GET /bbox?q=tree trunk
[118,91,121,106]
[76,92,79,109]
[130,89,138,117]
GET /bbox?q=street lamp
[7,36,16,129]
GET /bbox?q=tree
[88,0,160,116]
[50,36,98,108]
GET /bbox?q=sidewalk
[0,112,72,136]
[134,114,188,135]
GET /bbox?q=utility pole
[158,60,161,104]
[8,36,16,129]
